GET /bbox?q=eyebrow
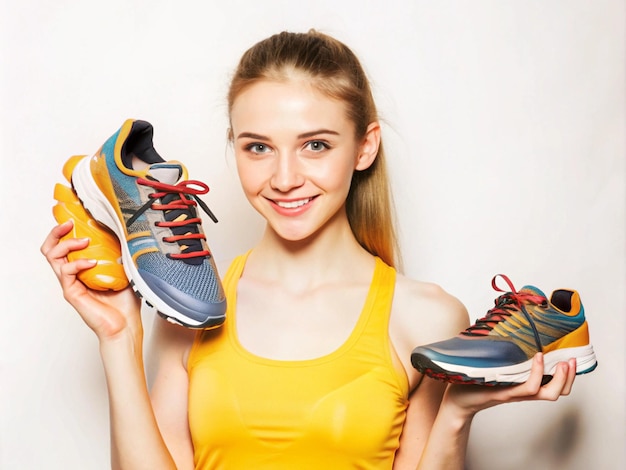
[236,129,340,140]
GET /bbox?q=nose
[270,151,305,192]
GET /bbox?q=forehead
[230,79,353,137]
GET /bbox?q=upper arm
[393,376,449,468]
[390,275,470,391]
[146,316,197,470]
[389,276,470,468]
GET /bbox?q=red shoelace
[462,274,547,337]
[128,178,218,260]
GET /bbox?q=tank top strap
[353,257,397,350]
[351,257,408,398]
[222,251,250,288]
[189,252,251,360]
[361,257,396,333]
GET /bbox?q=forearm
[415,396,474,470]
[100,333,177,470]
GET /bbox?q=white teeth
[276,198,311,209]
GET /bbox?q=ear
[355,121,381,171]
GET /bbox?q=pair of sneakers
[54,121,597,379]
[411,274,598,385]
[53,119,225,329]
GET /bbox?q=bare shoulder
[391,273,470,349]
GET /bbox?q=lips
[274,197,313,209]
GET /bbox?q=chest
[234,279,370,360]
[188,354,407,468]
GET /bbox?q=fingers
[46,236,91,276]
[41,221,91,269]
[555,358,577,397]
[442,354,578,417]
[40,220,74,256]
[502,353,576,403]
[41,221,99,299]
[528,354,576,402]
[58,257,97,287]
[523,352,545,395]
[543,365,570,400]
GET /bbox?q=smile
[274,197,313,209]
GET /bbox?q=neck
[245,213,375,290]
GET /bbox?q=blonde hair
[227,30,400,269]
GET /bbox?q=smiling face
[230,79,378,243]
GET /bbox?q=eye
[304,140,330,152]
[245,143,271,155]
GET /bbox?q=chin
[275,229,315,243]
[268,222,319,244]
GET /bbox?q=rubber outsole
[411,344,597,386]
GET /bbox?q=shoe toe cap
[138,268,226,327]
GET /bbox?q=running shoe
[53,155,128,291]
[411,275,597,386]
[69,119,226,329]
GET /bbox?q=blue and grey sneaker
[411,275,597,385]
[70,119,226,329]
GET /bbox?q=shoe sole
[70,155,225,329]
[53,155,128,291]
[411,344,597,386]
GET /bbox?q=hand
[41,220,142,341]
[442,353,577,418]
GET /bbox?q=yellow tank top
[187,254,410,469]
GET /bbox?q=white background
[1,1,624,469]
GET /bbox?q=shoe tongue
[146,163,183,184]
[520,285,547,297]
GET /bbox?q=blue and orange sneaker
[69,119,226,329]
[411,275,597,386]
[53,155,128,291]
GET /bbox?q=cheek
[235,156,262,195]
[309,158,356,191]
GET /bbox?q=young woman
[41,30,576,469]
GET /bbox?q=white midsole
[432,344,597,383]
